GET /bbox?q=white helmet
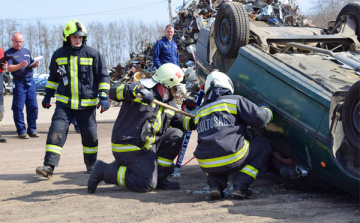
[205,71,234,94]
[153,63,184,89]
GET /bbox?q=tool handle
[136,93,195,118]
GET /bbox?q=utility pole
[168,0,172,25]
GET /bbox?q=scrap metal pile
[110,0,312,102]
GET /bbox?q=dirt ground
[0,94,359,223]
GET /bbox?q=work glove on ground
[136,86,154,104]
[97,92,110,113]
[42,96,51,109]
[181,99,197,111]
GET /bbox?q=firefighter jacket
[45,45,110,110]
[194,88,272,173]
[109,81,196,156]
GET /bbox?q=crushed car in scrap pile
[111,0,310,100]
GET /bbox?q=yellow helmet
[152,63,184,89]
[63,20,87,42]
[205,71,234,94]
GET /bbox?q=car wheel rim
[353,101,360,133]
[220,16,231,46]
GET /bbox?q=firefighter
[36,20,110,178]
[194,71,272,199]
[88,63,195,193]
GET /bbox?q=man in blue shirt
[6,32,40,139]
[152,24,179,69]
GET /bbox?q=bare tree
[0,18,169,71]
[306,0,359,28]
[5,20,20,50]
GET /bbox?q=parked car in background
[33,73,49,82]
[195,2,360,197]
[35,79,47,95]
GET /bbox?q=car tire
[342,81,360,151]
[336,2,360,42]
[215,2,249,58]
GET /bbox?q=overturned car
[195,1,360,197]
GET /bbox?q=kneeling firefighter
[194,71,273,199]
[88,63,196,193]
[36,20,110,178]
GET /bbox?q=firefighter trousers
[207,138,272,190]
[43,105,98,167]
[102,127,184,192]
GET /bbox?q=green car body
[195,2,360,196]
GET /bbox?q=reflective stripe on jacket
[194,90,272,173]
[109,81,195,156]
[45,45,110,110]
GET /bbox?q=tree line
[0,19,166,74]
[305,0,359,28]
[0,0,359,74]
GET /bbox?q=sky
[3,0,311,27]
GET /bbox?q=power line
[15,1,166,21]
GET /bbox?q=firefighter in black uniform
[36,20,110,178]
[88,63,196,193]
[194,71,272,199]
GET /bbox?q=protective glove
[97,93,110,113]
[258,103,271,110]
[182,99,197,111]
[258,103,273,121]
[136,86,154,104]
[42,96,51,109]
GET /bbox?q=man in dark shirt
[6,32,40,139]
[152,24,179,69]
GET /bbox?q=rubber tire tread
[335,2,360,42]
[215,2,249,58]
[342,81,360,151]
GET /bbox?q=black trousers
[103,128,184,192]
[43,104,98,167]
[207,138,272,190]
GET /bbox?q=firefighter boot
[157,165,180,190]
[88,160,108,193]
[232,185,253,199]
[0,135,7,143]
[157,177,180,190]
[209,181,224,200]
[36,165,54,178]
[86,164,94,174]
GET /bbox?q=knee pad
[168,128,185,145]
[81,127,98,145]
[134,175,156,193]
